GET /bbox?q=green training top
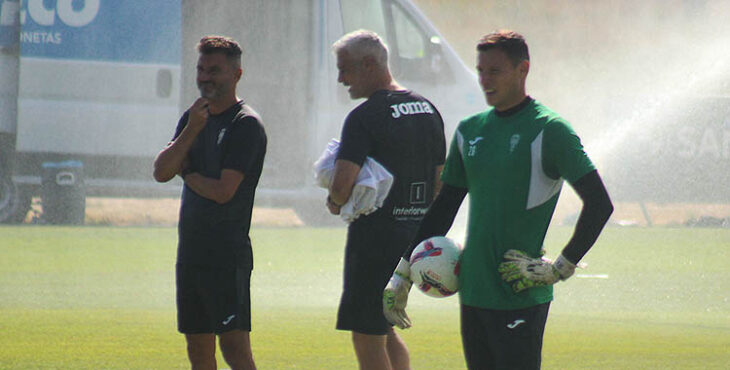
[441,99,595,309]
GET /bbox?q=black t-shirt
[337,90,446,222]
[172,101,267,269]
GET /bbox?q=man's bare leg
[185,333,217,370]
[352,332,392,370]
[219,329,256,370]
[386,328,410,370]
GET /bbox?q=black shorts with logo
[336,214,418,335]
[176,263,252,334]
[460,302,551,370]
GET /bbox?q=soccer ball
[409,236,462,298]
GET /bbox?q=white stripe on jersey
[456,130,465,158]
[526,130,563,210]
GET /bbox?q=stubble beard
[198,83,219,99]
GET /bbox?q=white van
[0,0,182,222]
[0,0,482,223]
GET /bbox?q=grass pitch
[1,226,728,369]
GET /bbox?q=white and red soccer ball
[409,236,462,298]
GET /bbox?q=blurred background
[2,3,728,368]
[1,0,728,228]
[413,0,730,226]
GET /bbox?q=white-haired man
[327,30,447,369]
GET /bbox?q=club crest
[217,128,227,146]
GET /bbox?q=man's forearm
[561,171,614,264]
[433,165,444,200]
[184,170,244,205]
[561,199,613,263]
[328,188,350,207]
[329,159,361,206]
[153,126,199,182]
[403,184,466,260]
[184,173,229,204]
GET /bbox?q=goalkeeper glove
[383,258,412,329]
[498,250,577,293]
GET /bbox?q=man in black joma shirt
[328,30,446,370]
[154,35,266,370]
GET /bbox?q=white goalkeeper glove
[383,258,412,329]
[498,250,577,293]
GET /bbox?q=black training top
[337,89,446,222]
[173,101,267,269]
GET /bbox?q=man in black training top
[383,30,614,369]
[327,29,447,370]
[153,35,266,370]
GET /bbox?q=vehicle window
[339,0,387,38]
[339,0,447,84]
[390,2,426,60]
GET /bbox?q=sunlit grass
[1,226,728,369]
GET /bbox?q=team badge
[217,128,227,146]
[509,134,520,153]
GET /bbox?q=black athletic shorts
[460,302,551,370]
[336,214,418,335]
[176,263,252,334]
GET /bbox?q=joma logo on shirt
[468,137,483,157]
[390,101,434,118]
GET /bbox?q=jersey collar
[494,96,533,117]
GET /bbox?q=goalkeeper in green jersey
[383,30,613,369]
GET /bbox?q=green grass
[1,226,729,369]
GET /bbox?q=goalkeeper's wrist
[554,254,577,280]
[393,258,411,281]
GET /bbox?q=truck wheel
[0,176,31,224]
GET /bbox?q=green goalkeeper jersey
[441,99,595,309]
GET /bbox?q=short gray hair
[332,29,389,68]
